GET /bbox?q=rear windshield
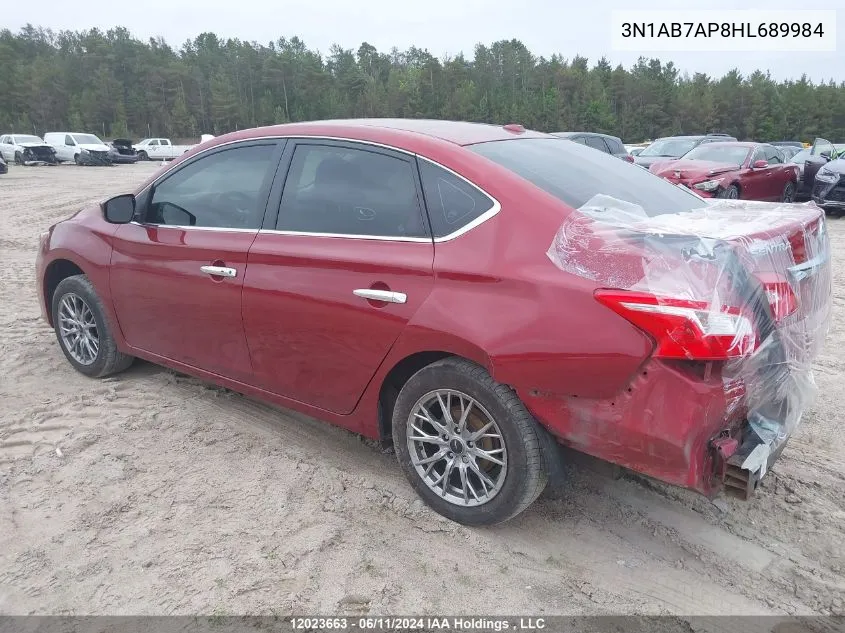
[468,138,704,216]
[682,145,750,166]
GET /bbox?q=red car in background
[35,120,830,525]
[650,142,799,202]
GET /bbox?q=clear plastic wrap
[547,194,832,481]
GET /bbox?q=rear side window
[469,138,703,216]
[585,136,610,153]
[277,143,427,238]
[418,159,496,238]
[605,137,625,154]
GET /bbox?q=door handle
[200,265,237,278]
[353,288,407,304]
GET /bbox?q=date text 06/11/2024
[290,617,547,631]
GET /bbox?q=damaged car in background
[811,155,845,216]
[0,134,59,165]
[35,120,832,525]
[650,142,799,202]
[43,132,114,166]
[108,139,140,164]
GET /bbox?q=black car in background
[801,138,839,197]
[0,153,7,174]
[552,132,634,162]
[633,133,738,168]
[108,139,140,164]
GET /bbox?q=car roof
[693,141,759,149]
[205,119,552,150]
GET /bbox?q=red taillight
[788,230,808,265]
[756,273,799,322]
[595,289,757,360]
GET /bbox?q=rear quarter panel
[399,150,654,402]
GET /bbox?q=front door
[743,147,772,200]
[242,139,436,414]
[109,140,284,381]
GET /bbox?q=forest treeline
[1,25,844,143]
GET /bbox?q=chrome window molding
[137,134,502,243]
[128,221,258,234]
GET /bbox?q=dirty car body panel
[36,119,832,517]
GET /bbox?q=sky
[5,0,843,82]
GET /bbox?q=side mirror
[820,151,831,160]
[751,160,769,169]
[103,194,136,224]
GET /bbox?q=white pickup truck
[133,138,196,161]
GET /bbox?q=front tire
[392,357,548,526]
[14,151,23,165]
[137,151,148,161]
[51,275,134,378]
[723,184,740,199]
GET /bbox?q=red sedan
[650,142,800,202]
[36,120,831,525]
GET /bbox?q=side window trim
[415,156,501,243]
[267,138,432,242]
[136,139,285,231]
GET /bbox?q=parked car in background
[770,141,804,149]
[811,156,845,215]
[0,134,59,165]
[133,138,195,161]
[650,141,799,201]
[35,119,831,525]
[801,138,838,196]
[44,132,113,165]
[633,133,737,168]
[788,148,812,197]
[778,146,802,161]
[553,132,634,162]
[108,139,140,164]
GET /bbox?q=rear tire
[51,275,134,378]
[392,357,548,526]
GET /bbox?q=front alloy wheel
[392,357,548,526]
[58,292,99,365]
[407,389,507,506]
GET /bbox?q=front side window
[751,148,768,165]
[64,135,75,146]
[277,143,427,238]
[146,144,276,229]
[764,146,784,164]
[418,159,495,238]
[149,139,159,146]
[469,138,704,216]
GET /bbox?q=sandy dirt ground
[1,164,844,624]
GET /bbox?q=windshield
[469,138,704,216]
[72,134,104,145]
[681,145,749,166]
[16,135,43,144]
[639,138,699,158]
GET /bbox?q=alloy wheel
[406,389,508,507]
[58,292,99,365]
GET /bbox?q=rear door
[242,139,435,414]
[109,139,284,381]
